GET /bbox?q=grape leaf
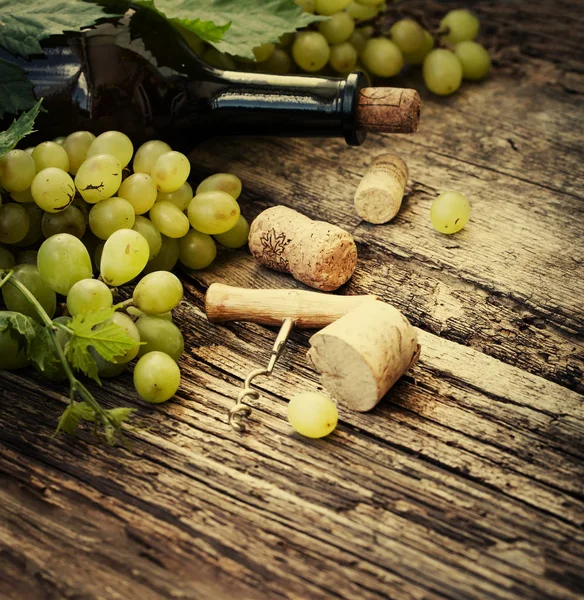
[0,59,37,120]
[55,401,96,437]
[65,307,139,383]
[0,99,42,157]
[142,0,325,58]
[0,0,120,58]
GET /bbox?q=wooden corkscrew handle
[205,284,378,329]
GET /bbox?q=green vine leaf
[0,99,42,157]
[55,401,96,437]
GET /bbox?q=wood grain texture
[1,1,583,599]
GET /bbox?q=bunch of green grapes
[181,1,490,96]
[0,130,251,403]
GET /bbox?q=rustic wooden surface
[1,1,583,598]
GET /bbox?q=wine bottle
[1,8,420,150]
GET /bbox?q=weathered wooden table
[1,1,583,598]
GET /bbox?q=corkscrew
[204,283,378,432]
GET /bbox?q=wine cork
[356,88,421,134]
[354,154,408,224]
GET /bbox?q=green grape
[390,19,425,54]
[0,149,37,192]
[135,317,184,361]
[52,136,66,146]
[13,204,43,248]
[403,29,434,65]
[133,351,181,403]
[454,41,491,81]
[430,191,470,234]
[42,205,87,239]
[187,191,240,235]
[2,264,56,322]
[156,181,193,211]
[361,38,403,77]
[33,315,69,382]
[75,154,122,204]
[423,49,463,95]
[142,235,180,274]
[63,131,95,175]
[90,348,128,378]
[117,172,157,215]
[260,48,293,74]
[353,0,384,4]
[133,140,172,175]
[440,9,480,44]
[287,392,338,438]
[278,32,295,47]
[31,141,70,172]
[37,233,93,295]
[213,215,250,249]
[152,151,190,194]
[202,48,237,70]
[0,246,15,269]
[10,187,35,203]
[0,328,30,370]
[178,229,217,269]
[132,216,162,259]
[348,30,366,55]
[319,12,355,44]
[133,271,183,314]
[196,173,242,200]
[127,306,173,321]
[0,203,29,244]
[24,147,35,155]
[110,311,141,364]
[149,201,190,238]
[177,24,204,54]
[89,197,136,240]
[345,1,379,20]
[15,250,37,265]
[292,32,330,72]
[66,278,113,316]
[295,0,315,12]
[329,42,358,73]
[31,167,75,213]
[315,0,351,15]
[253,43,276,62]
[87,131,134,168]
[100,229,150,286]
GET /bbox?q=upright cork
[356,88,421,134]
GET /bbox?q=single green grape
[361,38,403,77]
[260,49,293,75]
[100,229,150,286]
[37,233,93,295]
[430,191,471,234]
[212,215,250,249]
[133,351,181,403]
[31,141,70,172]
[454,41,491,80]
[13,204,43,248]
[87,131,134,168]
[345,1,380,20]
[156,182,193,211]
[0,246,15,269]
[287,392,338,438]
[110,311,141,364]
[329,42,358,73]
[15,250,38,265]
[178,229,217,270]
[0,327,30,370]
[75,154,122,204]
[319,12,355,44]
[132,216,162,259]
[10,187,35,204]
[135,317,184,361]
[90,347,129,378]
[423,49,463,95]
[117,173,158,215]
[187,191,240,235]
[351,0,383,5]
[314,0,351,15]
[41,205,87,239]
[127,306,173,321]
[253,43,276,62]
[295,0,315,12]
[133,270,183,314]
[0,149,37,192]
[31,167,76,213]
[196,173,242,200]
[0,203,29,244]
[89,197,136,240]
[52,136,66,146]
[63,131,95,175]
[403,29,434,65]
[348,29,366,55]
[149,201,190,238]
[66,278,113,316]
[390,19,425,54]
[292,32,331,72]
[2,264,57,322]
[202,48,237,70]
[142,235,180,274]
[152,151,191,194]
[133,140,172,175]
[440,9,480,44]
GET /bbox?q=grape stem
[0,269,127,444]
